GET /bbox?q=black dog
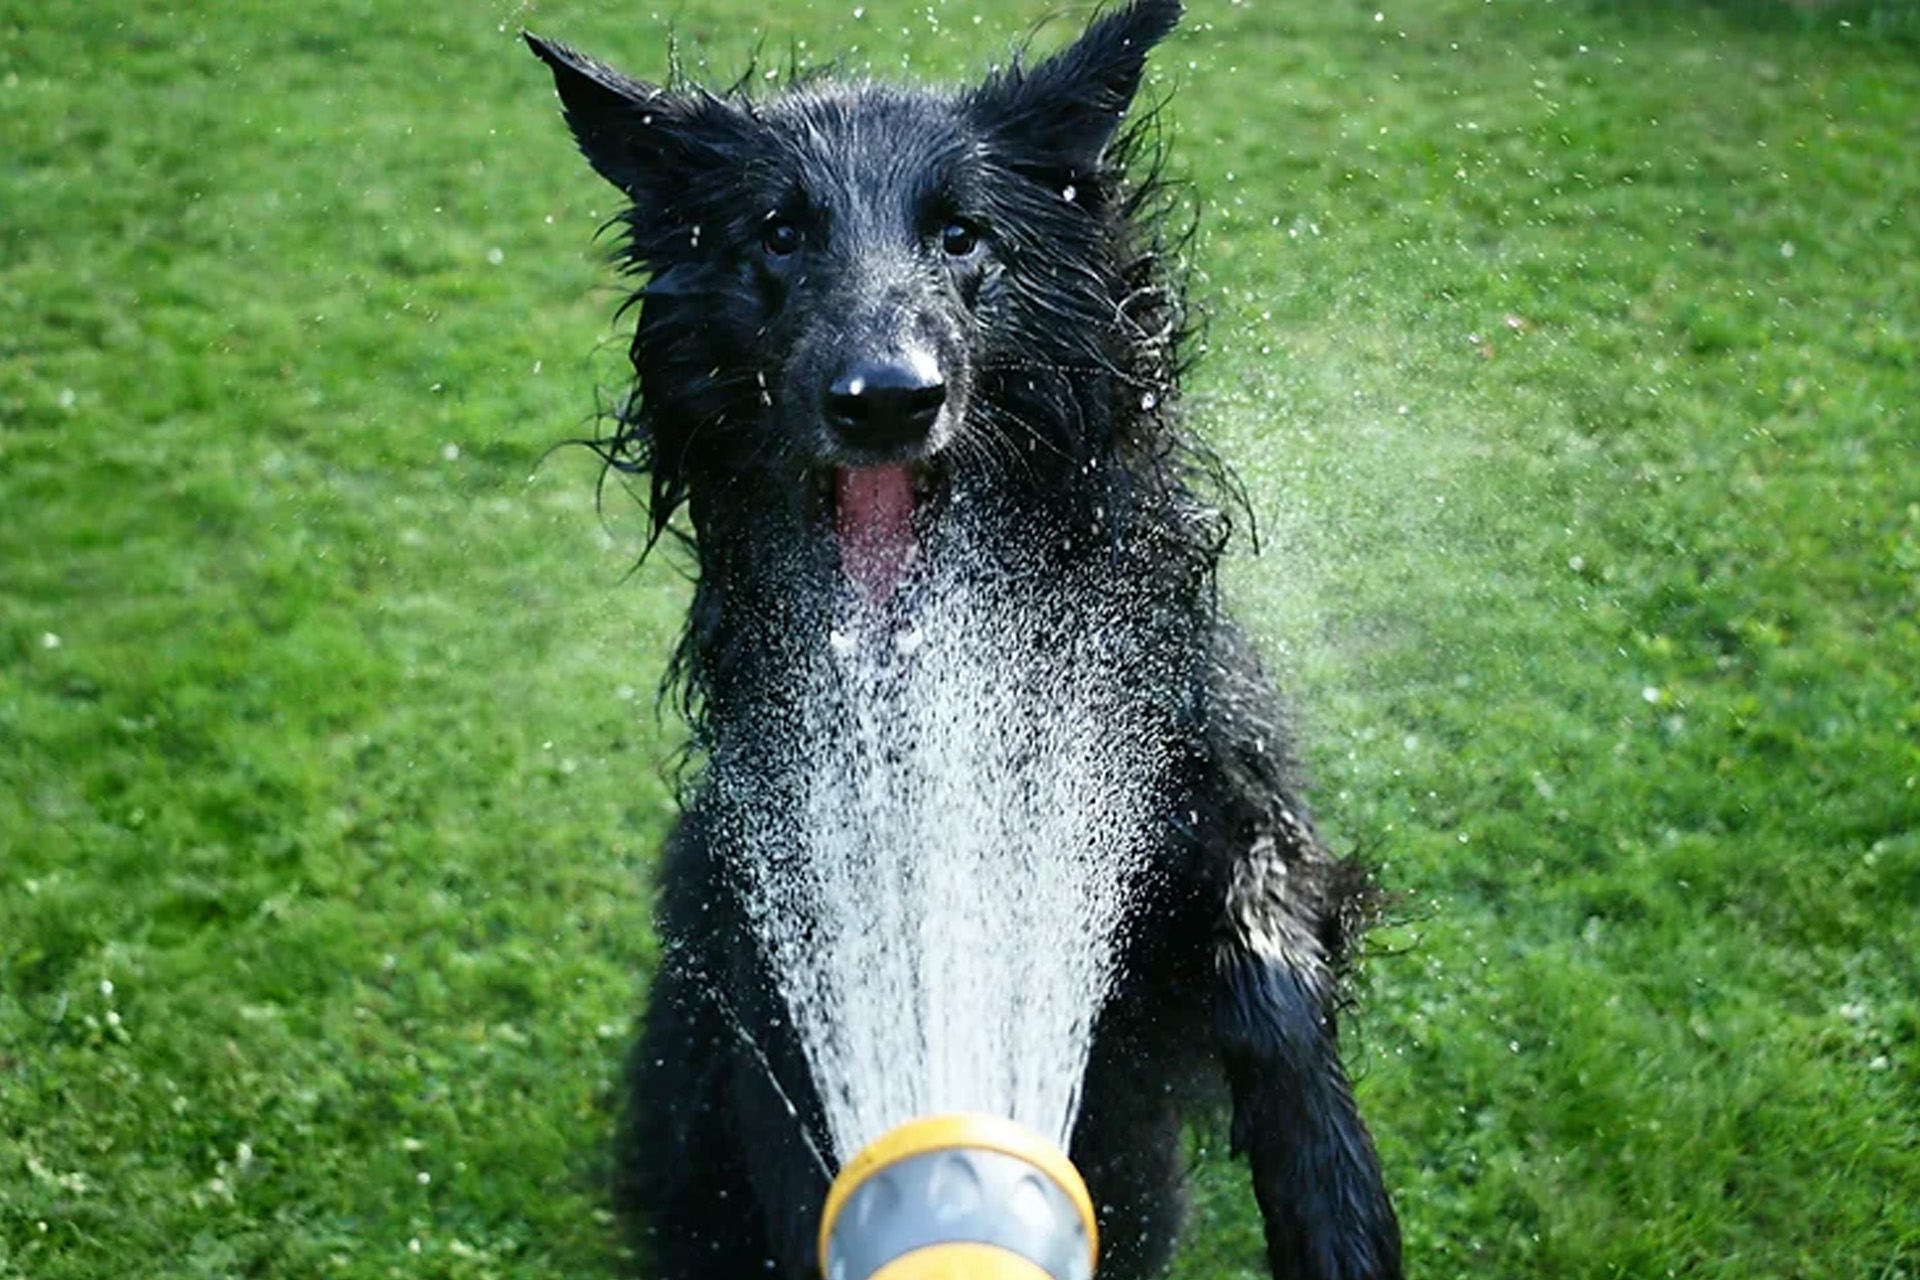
[529,3,1401,1278]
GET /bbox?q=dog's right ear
[525,33,744,204]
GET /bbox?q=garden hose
[819,1113,1098,1280]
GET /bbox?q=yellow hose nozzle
[818,1114,1099,1280]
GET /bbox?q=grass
[2,1,1915,1277]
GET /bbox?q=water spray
[819,1113,1097,1280]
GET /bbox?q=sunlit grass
[3,2,1915,1277]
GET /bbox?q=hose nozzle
[819,1113,1098,1280]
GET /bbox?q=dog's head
[531,0,1185,603]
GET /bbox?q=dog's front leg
[1213,841,1403,1280]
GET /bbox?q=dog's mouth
[822,461,944,604]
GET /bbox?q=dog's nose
[823,353,947,452]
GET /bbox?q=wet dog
[529,4,1401,1276]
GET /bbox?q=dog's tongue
[835,464,917,601]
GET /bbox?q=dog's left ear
[969,0,1182,171]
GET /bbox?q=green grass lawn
[3,1,1915,1277]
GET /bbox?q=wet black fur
[528,4,1401,1278]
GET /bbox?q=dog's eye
[939,220,982,258]
[762,217,802,257]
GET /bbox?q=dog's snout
[823,353,947,452]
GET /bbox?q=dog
[528,3,1402,1278]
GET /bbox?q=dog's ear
[526,33,747,204]
[970,0,1181,169]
